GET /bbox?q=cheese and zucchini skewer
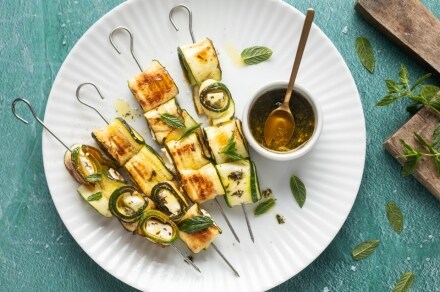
[169,5,262,242]
[76,83,237,276]
[109,27,241,245]
[12,98,201,274]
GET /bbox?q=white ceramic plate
[42,0,366,291]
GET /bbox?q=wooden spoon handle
[284,8,315,104]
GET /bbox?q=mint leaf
[254,198,276,216]
[351,239,380,261]
[386,202,404,234]
[393,272,415,292]
[178,216,213,233]
[160,113,185,128]
[87,192,103,202]
[290,176,306,207]
[241,46,272,65]
[355,36,375,73]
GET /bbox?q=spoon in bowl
[264,8,315,148]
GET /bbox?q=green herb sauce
[249,88,315,152]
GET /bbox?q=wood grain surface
[355,0,440,75]
[384,107,440,201]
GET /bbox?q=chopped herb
[220,132,244,161]
[160,113,185,128]
[241,46,273,65]
[231,190,243,197]
[351,239,380,261]
[254,198,276,216]
[276,214,285,224]
[87,192,102,202]
[261,188,272,199]
[228,171,243,181]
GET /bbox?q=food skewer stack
[11,98,200,273]
[170,5,262,241]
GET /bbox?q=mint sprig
[376,65,440,115]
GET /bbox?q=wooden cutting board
[355,0,440,75]
[355,0,440,201]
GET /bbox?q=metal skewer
[212,243,240,277]
[109,25,241,243]
[170,244,201,273]
[13,97,202,274]
[169,4,257,242]
[12,98,71,152]
[242,203,254,243]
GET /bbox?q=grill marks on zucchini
[92,118,145,166]
[178,38,221,86]
[124,146,174,196]
[180,163,225,203]
[128,60,179,112]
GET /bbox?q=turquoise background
[1,0,439,291]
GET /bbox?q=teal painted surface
[1,0,439,291]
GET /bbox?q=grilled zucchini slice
[177,38,222,86]
[144,98,182,144]
[128,60,179,112]
[92,118,145,166]
[177,204,221,253]
[215,160,261,207]
[179,163,225,203]
[77,166,126,217]
[165,132,211,172]
[204,119,249,164]
[124,145,174,196]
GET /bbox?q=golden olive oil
[249,88,315,152]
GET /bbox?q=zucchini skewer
[76,83,237,275]
[109,27,241,245]
[169,5,261,242]
[12,98,200,273]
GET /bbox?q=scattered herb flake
[351,239,380,261]
[276,214,285,224]
[386,202,404,234]
[261,188,273,199]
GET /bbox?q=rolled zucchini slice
[109,185,150,223]
[128,60,179,112]
[124,145,175,196]
[151,181,190,221]
[177,204,221,254]
[77,166,126,217]
[144,98,183,144]
[177,38,221,86]
[198,79,235,125]
[204,119,249,164]
[179,163,225,204]
[215,160,261,207]
[137,210,179,245]
[165,132,211,172]
[92,118,145,166]
[64,144,105,185]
